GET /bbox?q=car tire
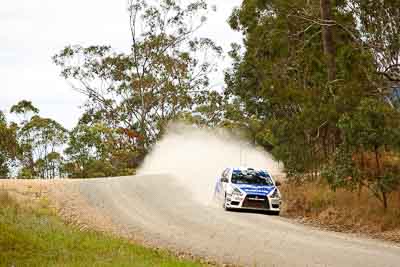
[223,194,230,211]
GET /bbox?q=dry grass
[280,181,400,242]
[0,189,13,206]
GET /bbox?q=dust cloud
[138,123,284,203]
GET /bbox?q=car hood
[235,184,276,196]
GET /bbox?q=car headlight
[270,189,280,198]
[232,187,243,197]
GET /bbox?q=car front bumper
[226,194,281,211]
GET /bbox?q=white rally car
[214,167,282,215]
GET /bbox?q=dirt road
[60,174,400,267]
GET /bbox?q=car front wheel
[223,194,230,211]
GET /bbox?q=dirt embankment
[0,179,116,234]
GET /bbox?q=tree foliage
[64,118,138,178]
[0,112,18,177]
[324,98,400,209]
[18,115,68,179]
[53,0,221,157]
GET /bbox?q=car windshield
[231,170,274,186]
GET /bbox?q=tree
[0,111,18,177]
[18,115,68,179]
[320,0,336,82]
[325,98,400,209]
[53,0,221,156]
[354,0,400,86]
[10,100,39,123]
[64,119,138,178]
[10,101,41,177]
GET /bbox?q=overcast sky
[1,0,242,129]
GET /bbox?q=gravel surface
[65,175,400,267]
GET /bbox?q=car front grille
[242,194,270,209]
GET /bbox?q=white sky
[1,0,242,129]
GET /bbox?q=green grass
[0,190,206,267]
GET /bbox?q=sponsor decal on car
[236,185,275,196]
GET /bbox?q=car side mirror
[221,177,229,183]
[275,181,281,187]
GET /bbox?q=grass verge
[0,189,206,267]
[281,181,400,242]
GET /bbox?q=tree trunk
[382,190,388,211]
[374,146,387,210]
[374,145,381,175]
[358,150,365,201]
[320,0,336,82]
